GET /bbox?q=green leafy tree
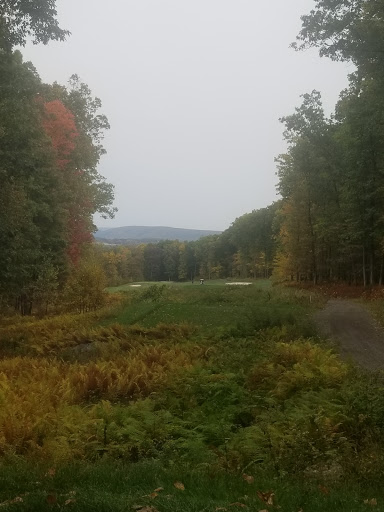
[0,51,67,312]
[161,240,180,281]
[0,0,69,52]
[64,260,107,313]
[275,91,350,283]
[224,205,279,279]
[334,77,384,285]
[143,244,164,281]
[293,0,384,78]
[0,50,115,312]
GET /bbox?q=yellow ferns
[0,345,195,459]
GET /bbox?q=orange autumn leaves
[43,100,78,170]
[42,98,94,265]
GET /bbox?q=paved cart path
[315,300,384,370]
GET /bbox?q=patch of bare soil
[315,300,384,370]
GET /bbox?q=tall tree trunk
[369,248,374,286]
[307,201,317,285]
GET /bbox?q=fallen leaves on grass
[364,499,378,506]
[174,481,185,491]
[318,485,330,495]
[229,502,247,508]
[242,474,254,484]
[45,468,56,478]
[0,497,23,507]
[257,491,275,506]
[142,487,165,500]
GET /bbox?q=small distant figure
[200,278,204,285]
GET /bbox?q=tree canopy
[0,0,69,52]
[0,48,115,312]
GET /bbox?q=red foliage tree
[42,100,78,169]
[42,99,94,265]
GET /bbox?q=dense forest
[0,1,115,314]
[3,0,384,316]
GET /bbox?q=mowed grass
[1,460,382,512]
[107,278,274,293]
[106,280,315,336]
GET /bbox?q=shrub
[63,261,107,313]
[139,284,167,302]
[248,340,349,399]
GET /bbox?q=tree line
[275,0,384,285]
[96,202,279,285]
[0,1,115,314]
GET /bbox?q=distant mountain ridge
[95,225,222,243]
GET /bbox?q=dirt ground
[315,300,384,370]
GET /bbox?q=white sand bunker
[225,282,252,286]
[130,284,142,288]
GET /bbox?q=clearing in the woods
[1,281,384,511]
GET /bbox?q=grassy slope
[0,281,384,511]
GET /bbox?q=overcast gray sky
[22,0,352,231]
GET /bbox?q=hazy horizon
[96,224,222,230]
[21,0,351,231]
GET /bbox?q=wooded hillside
[0,1,115,314]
